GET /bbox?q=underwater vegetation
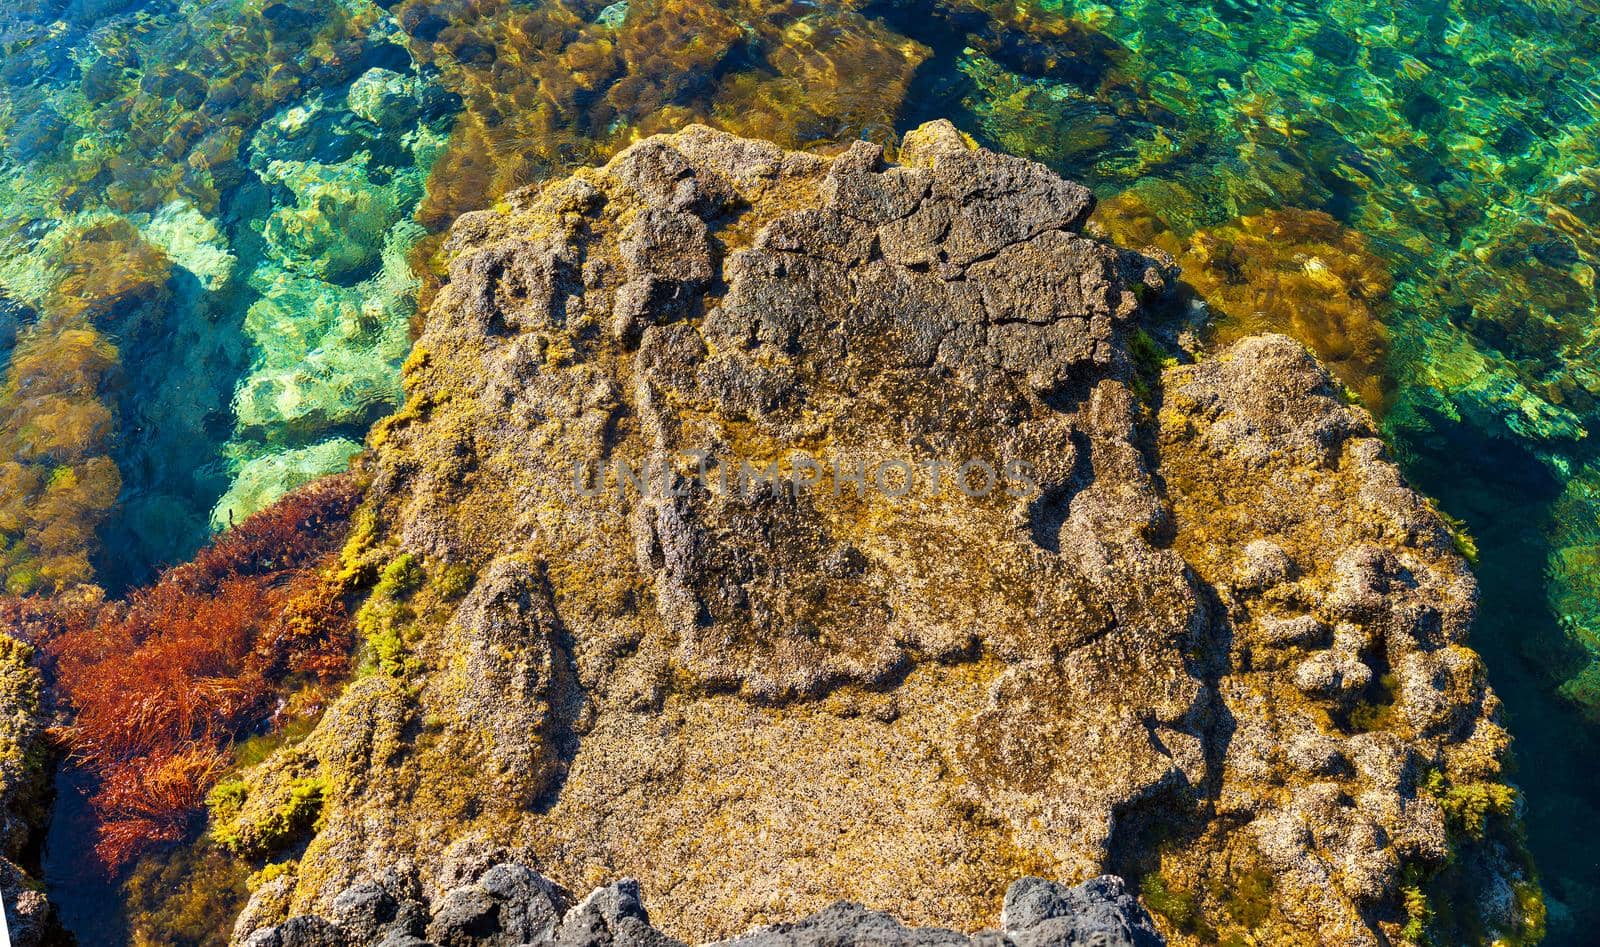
[0,0,455,586]
[1548,463,1600,712]
[1096,202,1395,411]
[0,218,169,594]
[5,1,1592,609]
[3,475,359,871]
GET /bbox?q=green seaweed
[209,775,329,858]
[357,552,426,678]
[1140,872,1199,934]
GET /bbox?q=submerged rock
[221,124,1540,947]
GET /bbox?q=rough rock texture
[223,123,1538,947]
[0,633,56,947]
[241,861,1162,947]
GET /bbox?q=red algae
[3,475,362,870]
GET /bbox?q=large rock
[224,124,1538,947]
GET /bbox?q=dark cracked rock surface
[214,122,1541,947]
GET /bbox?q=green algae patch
[1399,765,1548,947]
[1139,872,1200,937]
[209,775,330,859]
[433,561,478,601]
[1399,871,1431,945]
[357,551,427,678]
[248,859,297,892]
[1347,672,1400,733]
[1422,768,1520,842]
[1128,328,1177,406]
[1219,864,1273,934]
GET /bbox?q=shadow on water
[43,767,131,946]
[1396,408,1600,945]
[93,265,246,594]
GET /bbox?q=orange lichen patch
[11,475,362,870]
[1098,197,1394,412]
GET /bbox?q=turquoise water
[4,0,1600,942]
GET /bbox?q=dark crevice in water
[1395,408,1600,942]
[93,265,245,593]
[43,766,131,946]
[869,0,988,135]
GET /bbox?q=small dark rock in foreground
[243,867,1163,947]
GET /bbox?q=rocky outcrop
[220,123,1541,947]
[0,632,56,947]
[241,861,1162,947]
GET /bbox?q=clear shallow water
[2,0,1600,942]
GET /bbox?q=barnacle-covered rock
[1154,334,1537,945]
[218,125,1536,947]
